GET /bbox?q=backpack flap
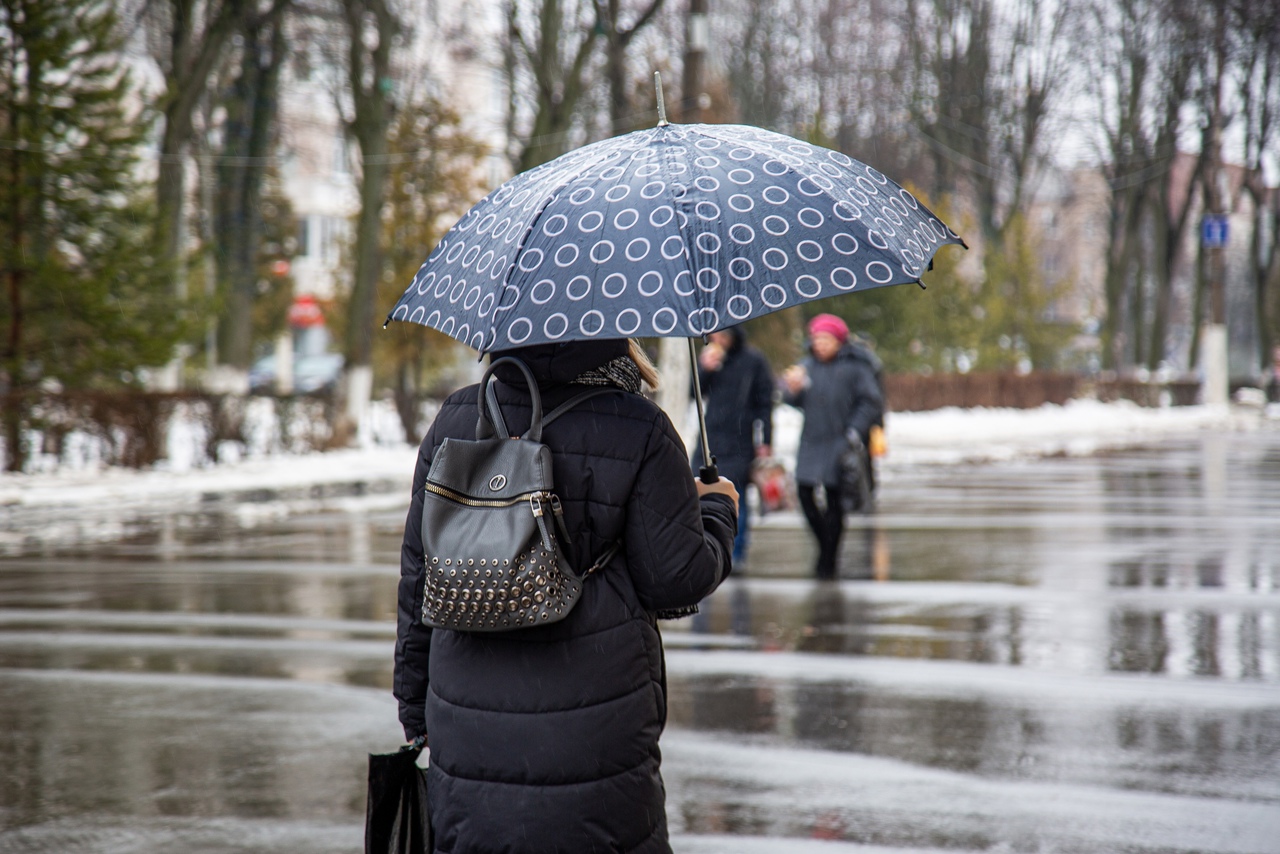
[421,435,581,632]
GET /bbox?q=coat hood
[489,339,629,388]
[719,326,746,354]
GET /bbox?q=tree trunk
[343,0,397,377]
[1253,188,1280,374]
[217,10,287,370]
[1102,187,1143,372]
[156,108,191,273]
[154,0,246,283]
[511,0,598,173]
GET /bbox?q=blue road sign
[1201,215,1229,248]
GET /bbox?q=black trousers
[798,483,844,579]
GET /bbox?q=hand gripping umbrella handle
[689,337,720,485]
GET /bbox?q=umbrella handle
[699,459,719,485]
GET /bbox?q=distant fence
[1,390,343,471]
[884,371,1202,412]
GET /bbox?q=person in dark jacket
[691,325,774,567]
[394,337,738,854]
[782,314,884,579]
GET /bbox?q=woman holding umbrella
[394,337,738,853]
[384,104,961,851]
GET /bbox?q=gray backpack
[419,357,619,632]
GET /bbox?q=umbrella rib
[487,145,638,351]
[657,129,705,335]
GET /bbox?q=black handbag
[838,431,872,513]
[365,738,430,854]
[419,357,619,632]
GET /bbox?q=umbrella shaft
[689,337,718,484]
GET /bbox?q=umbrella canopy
[386,123,963,351]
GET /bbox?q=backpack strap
[582,540,621,577]
[484,380,509,438]
[479,362,621,441]
[542,387,622,429]
[488,384,623,439]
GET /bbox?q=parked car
[248,352,344,394]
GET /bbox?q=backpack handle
[477,357,544,441]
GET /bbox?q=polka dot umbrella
[386,113,964,479]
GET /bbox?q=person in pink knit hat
[781,314,884,579]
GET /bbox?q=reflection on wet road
[1,431,1278,852]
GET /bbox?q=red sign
[288,294,324,328]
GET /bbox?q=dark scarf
[572,355,643,393]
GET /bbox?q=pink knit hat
[807,313,849,343]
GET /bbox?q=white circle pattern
[391,123,963,350]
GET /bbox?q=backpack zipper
[424,481,546,508]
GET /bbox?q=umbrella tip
[654,71,669,127]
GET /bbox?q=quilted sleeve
[393,418,438,740]
[623,408,737,612]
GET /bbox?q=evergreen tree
[0,0,185,470]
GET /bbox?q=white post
[656,338,693,452]
[1200,323,1229,406]
[346,364,374,444]
[274,332,294,395]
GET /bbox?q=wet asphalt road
[1,429,1277,853]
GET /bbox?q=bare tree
[338,0,401,419]
[907,0,1073,248]
[215,0,293,370]
[1232,0,1280,376]
[597,0,668,135]
[504,0,601,171]
[1086,0,1201,372]
[143,0,287,283]
[716,0,802,132]
[1140,0,1201,371]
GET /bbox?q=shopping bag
[365,739,431,854]
[751,457,795,514]
[869,425,887,458]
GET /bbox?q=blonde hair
[628,339,661,391]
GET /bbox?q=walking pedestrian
[394,337,738,854]
[691,326,774,568]
[782,314,885,579]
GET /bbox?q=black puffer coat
[394,339,736,854]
